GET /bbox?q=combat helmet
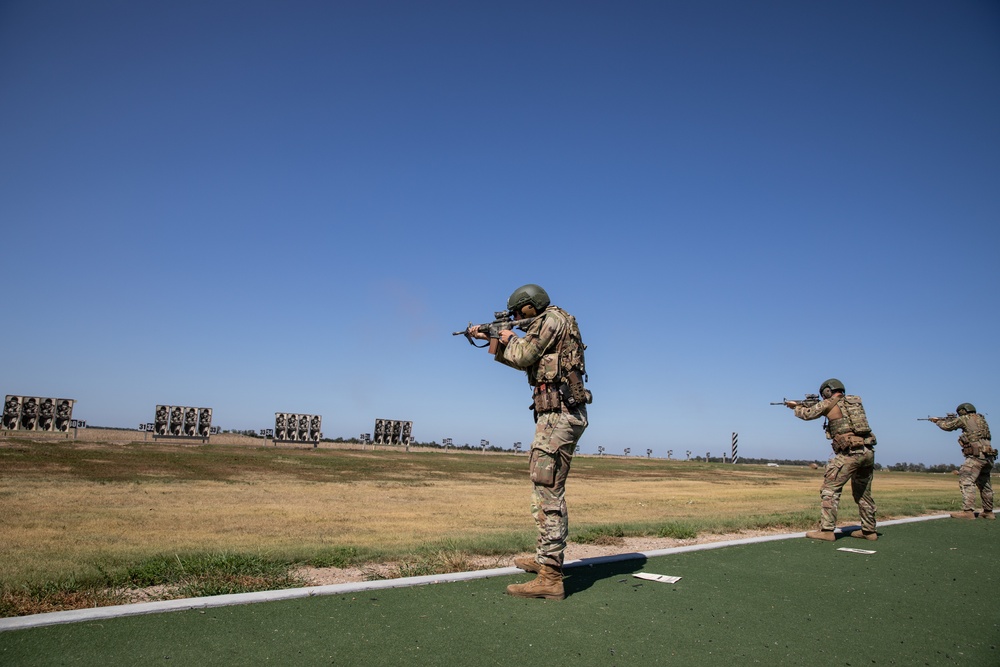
[819,378,846,397]
[956,403,976,415]
[507,284,550,314]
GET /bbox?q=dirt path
[294,529,790,586]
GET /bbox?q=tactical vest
[558,307,590,407]
[530,306,591,411]
[958,413,992,457]
[827,395,875,452]
[553,306,586,380]
[958,413,991,444]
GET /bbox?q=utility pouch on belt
[559,371,592,408]
[832,433,865,453]
[532,384,561,414]
[962,443,981,457]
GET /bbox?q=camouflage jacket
[494,305,579,387]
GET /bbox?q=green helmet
[507,284,550,313]
[956,403,976,415]
[819,378,845,396]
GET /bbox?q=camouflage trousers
[957,456,994,512]
[820,447,876,532]
[528,404,587,567]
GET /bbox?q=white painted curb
[0,514,948,632]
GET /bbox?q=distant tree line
[732,457,999,473]
[884,461,1000,473]
[716,456,826,467]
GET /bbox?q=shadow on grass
[563,554,648,597]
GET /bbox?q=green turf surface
[1,518,996,666]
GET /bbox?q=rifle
[770,394,820,407]
[453,311,538,354]
[917,413,957,422]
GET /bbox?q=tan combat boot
[513,555,540,573]
[978,511,995,520]
[804,530,836,541]
[849,530,878,541]
[506,564,565,600]
[950,510,976,519]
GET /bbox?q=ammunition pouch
[532,384,562,414]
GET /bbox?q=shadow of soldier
[837,523,882,539]
[563,553,649,596]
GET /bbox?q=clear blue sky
[2,1,997,466]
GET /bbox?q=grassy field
[0,437,960,617]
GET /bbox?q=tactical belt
[831,433,869,454]
[962,442,996,458]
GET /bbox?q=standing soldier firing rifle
[924,403,995,520]
[460,284,591,600]
[781,378,878,542]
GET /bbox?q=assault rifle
[453,311,538,354]
[917,413,957,422]
[770,394,821,407]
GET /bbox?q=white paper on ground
[633,573,682,583]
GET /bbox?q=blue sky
[2,1,997,465]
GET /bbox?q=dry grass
[0,438,959,590]
[0,477,525,583]
[0,587,127,617]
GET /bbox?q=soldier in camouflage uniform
[784,378,878,541]
[929,404,995,520]
[469,284,590,600]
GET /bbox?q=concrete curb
[0,514,949,632]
